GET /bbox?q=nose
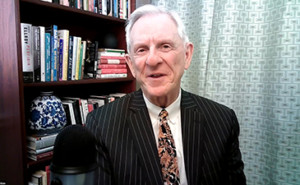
[145,47,162,66]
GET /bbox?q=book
[31,171,43,185]
[46,25,58,81]
[28,150,53,161]
[28,145,54,155]
[45,165,50,185]
[89,94,115,104]
[44,33,51,82]
[87,97,106,110]
[84,41,98,78]
[32,26,41,82]
[27,133,58,150]
[39,26,46,82]
[61,99,82,125]
[113,0,118,18]
[21,23,34,83]
[98,48,125,57]
[98,64,126,69]
[75,37,82,80]
[80,40,87,80]
[96,73,127,79]
[108,0,113,16]
[31,170,47,185]
[57,29,70,81]
[58,38,64,81]
[63,97,85,124]
[80,99,89,124]
[97,68,127,74]
[71,36,78,80]
[60,0,69,6]
[99,57,126,64]
[67,35,74,80]
[62,101,76,125]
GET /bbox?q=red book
[99,68,127,74]
[99,58,126,64]
[98,64,127,69]
[45,165,50,185]
[28,150,53,161]
[100,55,125,60]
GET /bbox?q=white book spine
[39,26,46,82]
[21,23,33,72]
[71,36,78,80]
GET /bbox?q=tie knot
[159,108,168,119]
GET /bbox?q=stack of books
[27,133,57,161]
[96,48,127,79]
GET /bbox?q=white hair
[125,4,189,53]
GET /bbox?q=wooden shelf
[0,0,136,184]
[23,77,135,87]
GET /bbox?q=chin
[143,86,171,98]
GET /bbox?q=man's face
[126,14,193,104]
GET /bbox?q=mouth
[148,73,165,78]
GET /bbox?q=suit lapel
[181,90,204,185]
[126,90,163,185]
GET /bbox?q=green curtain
[151,0,300,184]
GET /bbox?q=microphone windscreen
[51,125,97,174]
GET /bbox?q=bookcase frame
[0,0,136,184]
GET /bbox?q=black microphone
[50,125,97,185]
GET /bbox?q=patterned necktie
[158,108,180,185]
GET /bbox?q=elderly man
[86,4,246,185]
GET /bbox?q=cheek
[132,60,145,75]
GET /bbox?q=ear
[125,54,136,78]
[184,42,194,70]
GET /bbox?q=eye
[161,44,172,51]
[137,48,145,53]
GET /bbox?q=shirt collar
[143,90,181,125]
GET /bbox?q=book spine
[58,39,64,81]
[78,41,84,79]
[71,36,78,80]
[52,25,58,81]
[89,0,94,12]
[96,73,127,78]
[75,37,82,80]
[67,36,74,80]
[99,58,126,64]
[21,23,34,83]
[98,64,126,69]
[113,0,118,18]
[45,33,51,82]
[93,41,99,78]
[99,68,127,74]
[63,32,70,81]
[81,40,87,80]
[28,146,54,155]
[39,26,46,82]
[32,26,41,82]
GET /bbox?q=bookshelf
[0,0,136,184]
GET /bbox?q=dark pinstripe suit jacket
[86,89,246,185]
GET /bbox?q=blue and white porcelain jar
[29,91,67,135]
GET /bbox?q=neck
[144,89,181,108]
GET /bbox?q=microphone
[50,125,97,185]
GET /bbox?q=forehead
[130,14,180,41]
